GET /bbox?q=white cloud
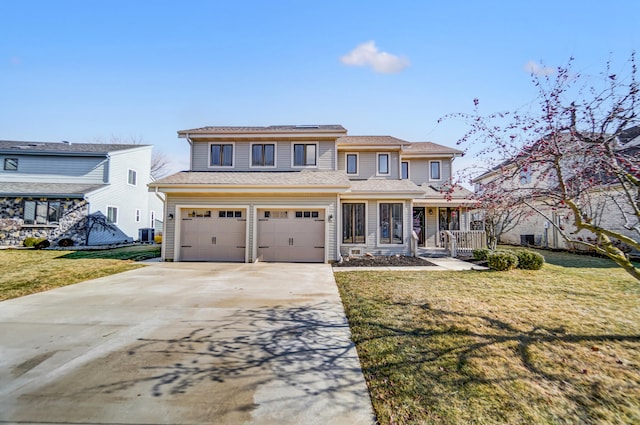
[341,40,409,74]
[524,60,555,76]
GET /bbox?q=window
[107,206,118,224]
[210,143,234,167]
[293,143,317,167]
[251,143,275,167]
[150,210,156,227]
[377,154,390,175]
[346,153,358,174]
[342,203,365,244]
[379,203,403,244]
[401,161,409,179]
[23,200,61,225]
[4,158,18,171]
[128,169,137,186]
[430,161,441,180]
[135,209,141,222]
[519,168,532,184]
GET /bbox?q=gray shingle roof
[150,170,351,187]
[178,125,347,135]
[337,136,409,146]
[0,140,148,155]
[348,179,425,194]
[403,142,463,155]
[0,182,107,197]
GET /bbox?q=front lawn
[0,245,160,301]
[335,249,640,424]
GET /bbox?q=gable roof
[0,140,148,156]
[402,142,463,156]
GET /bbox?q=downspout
[186,133,193,170]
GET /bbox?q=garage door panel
[257,209,325,263]
[180,209,246,262]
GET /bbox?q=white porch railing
[441,230,486,256]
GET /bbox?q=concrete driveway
[0,262,375,425]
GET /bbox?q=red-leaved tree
[445,54,640,280]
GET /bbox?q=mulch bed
[333,255,437,267]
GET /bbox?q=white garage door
[180,208,246,262]
[257,209,325,263]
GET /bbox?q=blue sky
[1,1,638,175]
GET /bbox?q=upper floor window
[107,206,118,224]
[23,200,61,225]
[519,168,532,184]
[251,143,276,167]
[293,143,317,167]
[4,158,18,171]
[210,143,234,167]
[377,153,390,175]
[346,153,358,174]
[127,169,137,186]
[401,161,409,179]
[430,161,441,180]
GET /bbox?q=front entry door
[412,207,425,247]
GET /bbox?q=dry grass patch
[0,245,160,301]
[336,250,640,424]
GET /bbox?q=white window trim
[429,160,442,181]
[401,161,410,180]
[341,201,367,246]
[345,153,359,176]
[106,205,119,225]
[376,153,391,176]
[135,208,141,223]
[291,142,319,169]
[127,168,137,186]
[376,201,405,246]
[208,141,235,169]
[249,142,277,169]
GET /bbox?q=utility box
[138,228,155,243]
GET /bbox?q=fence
[441,230,486,256]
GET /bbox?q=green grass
[0,245,160,301]
[335,248,640,424]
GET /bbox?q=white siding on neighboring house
[86,146,158,239]
[0,154,107,183]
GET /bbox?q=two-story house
[150,125,474,263]
[0,141,164,246]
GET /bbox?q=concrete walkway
[0,263,375,425]
[333,256,488,272]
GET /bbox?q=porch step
[417,248,450,258]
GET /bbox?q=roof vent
[61,140,71,144]
[295,125,320,129]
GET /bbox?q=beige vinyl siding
[426,208,439,247]
[404,157,453,185]
[0,154,107,183]
[348,151,399,179]
[340,199,411,257]
[164,193,337,262]
[190,140,336,171]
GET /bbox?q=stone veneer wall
[0,198,89,246]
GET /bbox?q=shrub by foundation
[516,250,545,270]
[487,251,519,271]
[473,248,491,261]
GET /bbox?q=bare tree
[92,135,173,179]
[446,54,640,280]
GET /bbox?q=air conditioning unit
[138,228,155,243]
[348,248,363,257]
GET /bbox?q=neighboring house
[0,140,164,246]
[472,128,640,252]
[149,125,475,263]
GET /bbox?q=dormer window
[292,143,317,167]
[210,143,234,167]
